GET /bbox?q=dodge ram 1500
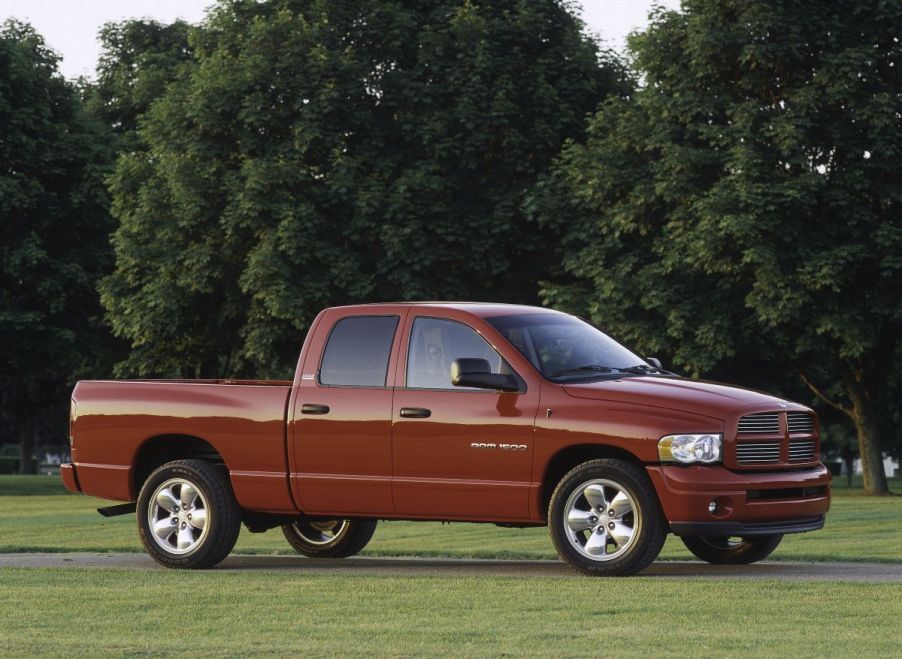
[62,303,830,575]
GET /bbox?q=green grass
[2,475,900,563]
[2,477,900,657]
[0,568,899,657]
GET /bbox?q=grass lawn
[0,568,900,657]
[1,475,900,563]
[1,476,900,657]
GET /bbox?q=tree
[84,19,194,150]
[102,0,627,378]
[531,0,901,494]
[0,21,115,472]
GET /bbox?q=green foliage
[101,0,627,377]
[84,19,194,150]
[0,458,19,475]
[0,21,116,470]
[532,0,901,493]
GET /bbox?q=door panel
[392,389,537,520]
[391,314,540,521]
[293,386,394,515]
[288,310,405,516]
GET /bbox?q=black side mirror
[647,357,663,370]
[451,358,519,392]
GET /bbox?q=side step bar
[97,502,137,517]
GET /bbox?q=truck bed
[70,379,297,513]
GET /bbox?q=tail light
[69,400,77,447]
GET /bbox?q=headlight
[658,433,722,464]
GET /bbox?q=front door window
[406,317,508,389]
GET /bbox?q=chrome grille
[736,441,781,464]
[787,412,814,434]
[788,440,816,462]
[737,413,780,434]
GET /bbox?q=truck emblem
[470,442,528,451]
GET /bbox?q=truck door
[289,312,403,516]
[391,315,540,521]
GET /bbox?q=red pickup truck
[62,303,830,575]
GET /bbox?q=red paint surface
[64,303,830,528]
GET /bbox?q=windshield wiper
[553,364,669,379]
[617,364,664,374]
[552,365,614,377]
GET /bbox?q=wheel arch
[540,443,646,518]
[132,435,227,499]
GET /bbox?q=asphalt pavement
[0,552,900,582]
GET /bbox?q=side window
[406,317,508,389]
[319,316,399,387]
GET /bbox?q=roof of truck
[326,301,566,318]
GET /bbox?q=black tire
[548,459,666,576]
[680,533,783,564]
[137,459,241,569]
[282,518,377,558]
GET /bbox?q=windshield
[486,313,652,381]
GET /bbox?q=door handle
[399,407,431,419]
[301,403,330,415]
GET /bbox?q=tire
[548,459,666,576]
[680,533,783,564]
[282,518,377,558]
[137,459,241,569]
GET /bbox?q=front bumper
[646,463,831,535]
[670,515,825,536]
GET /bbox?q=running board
[97,502,137,517]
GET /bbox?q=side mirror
[647,357,663,370]
[451,358,519,393]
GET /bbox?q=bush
[0,457,20,474]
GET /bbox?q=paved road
[0,552,899,582]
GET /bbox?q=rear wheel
[137,459,241,569]
[680,534,783,564]
[548,459,666,576]
[282,518,377,558]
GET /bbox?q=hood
[563,376,808,421]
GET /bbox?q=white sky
[0,0,679,80]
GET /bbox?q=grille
[788,440,816,462]
[737,413,780,434]
[736,441,781,464]
[787,412,814,434]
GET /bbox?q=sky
[0,0,680,80]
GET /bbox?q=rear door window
[319,316,400,387]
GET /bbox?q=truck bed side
[70,380,297,513]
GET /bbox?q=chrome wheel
[700,537,744,549]
[288,519,350,546]
[563,478,638,561]
[282,518,377,558]
[680,533,783,565]
[147,478,209,555]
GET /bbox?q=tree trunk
[798,361,890,495]
[849,398,888,495]
[18,419,37,475]
[841,446,854,489]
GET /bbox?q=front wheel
[548,459,666,576]
[282,518,377,558]
[680,534,783,564]
[137,459,241,569]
